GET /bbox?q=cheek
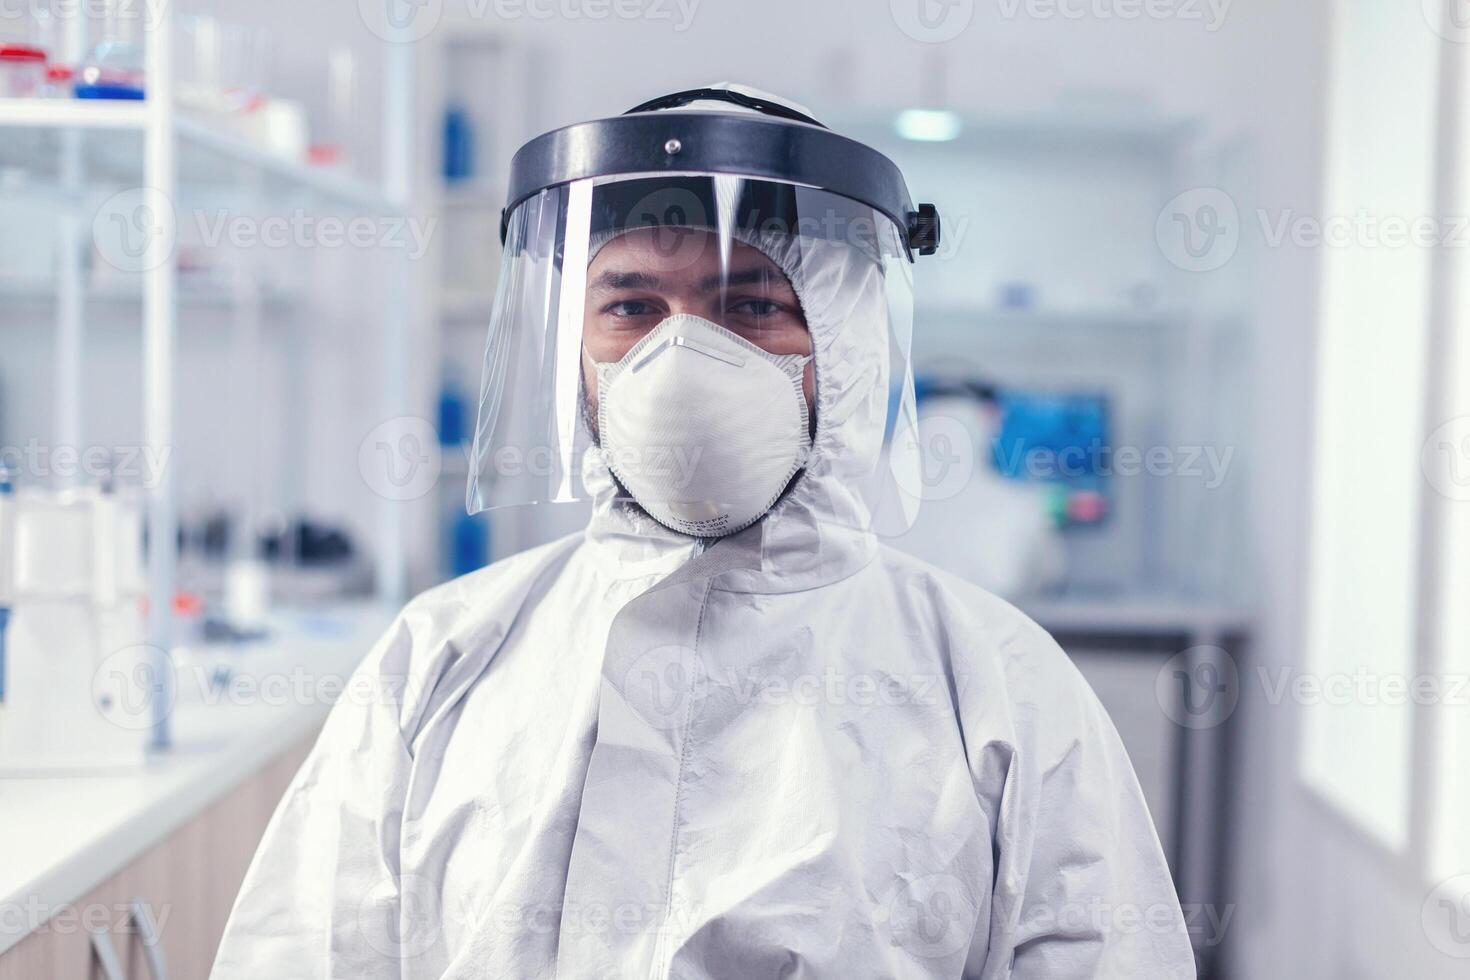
[582,353,599,409]
[802,362,815,411]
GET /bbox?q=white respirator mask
[594,313,813,538]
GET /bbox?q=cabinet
[0,734,313,980]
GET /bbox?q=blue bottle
[443,106,475,184]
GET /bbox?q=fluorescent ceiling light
[895,108,962,142]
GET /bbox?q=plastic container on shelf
[44,63,74,97]
[0,43,47,97]
[74,37,145,100]
[306,45,357,168]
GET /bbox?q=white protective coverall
[213,110,1196,980]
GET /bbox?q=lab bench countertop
[0,603,397,957]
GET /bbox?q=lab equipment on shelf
[0,42,47,97]
[992,389,1113,527]
[74,36,145,100]
[0,482,152,774]
[443,105,476,183]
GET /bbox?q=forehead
[587,227,789,285]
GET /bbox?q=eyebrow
[589,270,662,292]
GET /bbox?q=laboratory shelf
[175,116,402,214]
[0,114,399,214]
[0,98,150,131]
[0,275,300,311]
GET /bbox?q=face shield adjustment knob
[907,203,941,257]
[664,138,683,155]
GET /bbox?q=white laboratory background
[0,0,1467,978]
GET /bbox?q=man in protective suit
[213,86,1197,979]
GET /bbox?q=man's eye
[608,300,658,317]
[730,298,782,317]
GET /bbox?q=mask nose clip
[626,333,748,374]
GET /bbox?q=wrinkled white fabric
[213,91,1195,980]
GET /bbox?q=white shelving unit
[0,9,417,749]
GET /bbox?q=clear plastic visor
[467,173,921,535]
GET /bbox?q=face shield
[467,94,941,538]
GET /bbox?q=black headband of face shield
[500,105,942,259]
